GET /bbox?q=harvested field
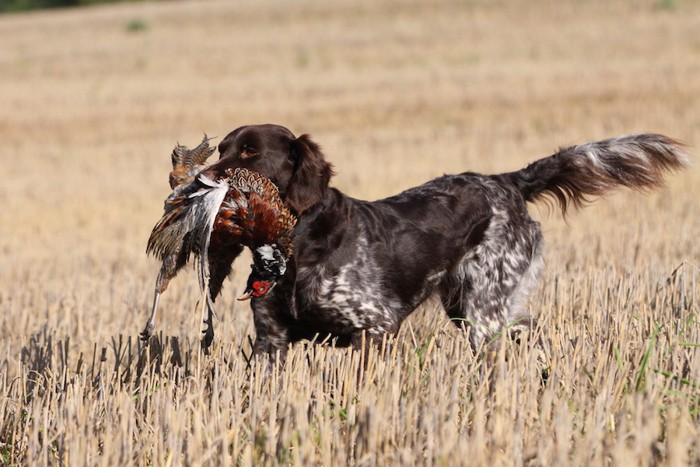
[1,0,699,464]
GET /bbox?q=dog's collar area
[292,194,330,234]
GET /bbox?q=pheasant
[142,139,296,349]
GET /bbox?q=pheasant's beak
[236,292,252,301]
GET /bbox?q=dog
[196,124,688,362]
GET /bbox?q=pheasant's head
[169,135,216,188]
[237,244,288,301]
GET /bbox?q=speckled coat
[199,125,688,362]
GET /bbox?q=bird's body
[141,137,296,348]
[214,168,296,254]
[147,167,296,279]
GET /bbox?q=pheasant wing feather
[147,175,229,261]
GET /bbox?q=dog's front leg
[250,293,293,369]
[201,244,244,351]
[252,331,289,369]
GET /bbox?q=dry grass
[1,0,699,464]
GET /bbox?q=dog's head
[200,124,333,215]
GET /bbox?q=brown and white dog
[192,124,688,362]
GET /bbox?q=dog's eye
[241,144,258,159]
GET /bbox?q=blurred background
[1,0,698,348]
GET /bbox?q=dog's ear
[286,134,334,214]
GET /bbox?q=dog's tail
[504,134,690,215]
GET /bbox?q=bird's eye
[252,280,271,297]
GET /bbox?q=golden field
[1,0,699,464]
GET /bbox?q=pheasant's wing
[146,175,229,261]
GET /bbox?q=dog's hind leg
[503,239,544,341]
[439,208,544,351]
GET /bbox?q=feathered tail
[504,134,690,215]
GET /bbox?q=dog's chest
[295,238,399,332]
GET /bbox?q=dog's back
[291,133,689,351]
